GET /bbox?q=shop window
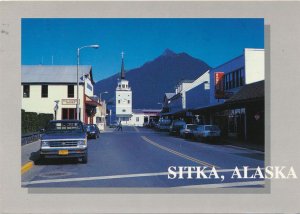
[41,85,48,98]
[23,85,30,98]
[68,85,74,98]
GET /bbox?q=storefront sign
[214,72,225,99]
[61,99,79,105]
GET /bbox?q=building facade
[160,48,265,145]
[195,48,265,143]
[21,65,98,124]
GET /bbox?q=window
[136,117,139,122]
[62,108,77,120]
[235,70,240,87]
[118,100,120,104]
[240,69,244,86]
[128,100,130,104]
[225,74,229,90]
[232,72,235,88]
[122,109,126,112]
[122,84,125,88]
[23,85,30,98]
[68,85,74,98]
[41,85,48,98]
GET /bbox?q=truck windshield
[45,122,84,133]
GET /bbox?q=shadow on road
[31,151,81,165]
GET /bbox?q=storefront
[191,80,264,145]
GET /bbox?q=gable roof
[165,93,175,100]
[225,80,264,104]
[21,65,93,84]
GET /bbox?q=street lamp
[76,44,99,120]
[99,91,108,102]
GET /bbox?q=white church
[114,52,160,126]
[115,52,133,124]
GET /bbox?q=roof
[225,80,264,104]
[165,93,175,99]
[21,65,93,84]
[120,54,125,79]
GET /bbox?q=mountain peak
[162,48,177,57]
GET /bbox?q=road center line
[141,136,219,168]
[22,168,261,186]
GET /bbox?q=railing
[21,132,41,146]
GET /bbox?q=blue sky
[22,18,264,81]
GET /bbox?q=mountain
[94,49,211,109]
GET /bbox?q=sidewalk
[223,139,264,152]
[21,140,40,166]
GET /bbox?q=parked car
[169,120,187,136]
[179,124,198,138]
[158,119,172,131]
[40,120,88,163]
[86,124,100,139]
[192,125,221,142]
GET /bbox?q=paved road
[22,126,265,188]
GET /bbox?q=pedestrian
[115,121,123,131]
[118,121,123,131]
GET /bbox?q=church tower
[115,52,132,124]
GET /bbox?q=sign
[61,99,79,105]
[214,72,225,99]
[86,82,93,92]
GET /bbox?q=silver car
[192,125,221,141]
[179,124,198,138]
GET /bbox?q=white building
[131,109,161,127]
[209,48,265,105]
[115,53,133,125]
[21,65,99,124]
[163,70,210,114]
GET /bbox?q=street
[22,126,265,188]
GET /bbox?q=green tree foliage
[21,109,53,135]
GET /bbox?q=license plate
[58,150,69,155]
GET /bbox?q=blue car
[40,120,88,163]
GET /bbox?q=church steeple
[120,51,125,79]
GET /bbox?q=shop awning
[85,100,99,107]
[225,80,264,105]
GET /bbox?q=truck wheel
[82,154,88,164]
[79,153,88,164]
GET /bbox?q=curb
[21,161,34,174]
